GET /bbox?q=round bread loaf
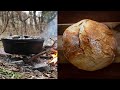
[62,19,117,71]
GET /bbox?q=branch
[23,16,30,21]
[29,49,50,63]
[16,11,23,22]
[50,38,57,49]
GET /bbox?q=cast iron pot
[1,38,44,55]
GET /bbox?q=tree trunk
[29,11,33,30]
[23,21,27,35]
[17,11,29,36]
[33,11,38,30]
[0,11,10,35]
[10,11,18,35]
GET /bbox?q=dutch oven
[1,37,44,55]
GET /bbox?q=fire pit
[1,36,44,55]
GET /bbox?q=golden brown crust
[62,19,117,71]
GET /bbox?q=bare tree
[10,11,18,35]
[0,11,57,38]
[29,11,33,30]
[0,11,10,35]
[38,11,43,33]
[17,11,30,35]
[33,11,39,31]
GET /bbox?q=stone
[33,63,51,72]
[11,60,25,66]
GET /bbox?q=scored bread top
[62,19,117,71]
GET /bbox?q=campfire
[48,49,58,65]
[0,11,57,79]
[1,35,57,72]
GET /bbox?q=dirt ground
[0,41,57,79]
[0,54,57,79]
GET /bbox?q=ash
[0,35,57,79]
[0,51,57,79]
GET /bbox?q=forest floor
[0,41,57,79]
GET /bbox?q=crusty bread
[62,19,117,71]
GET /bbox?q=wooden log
[58,63,120,79]
[58,11,120,24]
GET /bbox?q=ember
[48,50,58,65]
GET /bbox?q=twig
[29,49,50,62]
[49,38,57,49]
[29,38,57,63]
[39,56,52,59]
